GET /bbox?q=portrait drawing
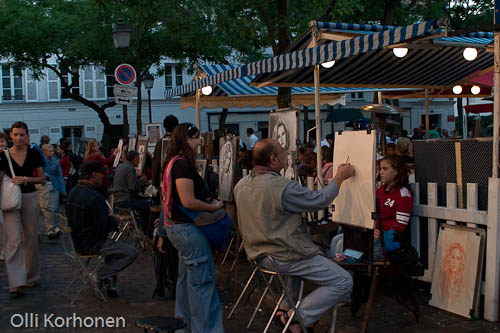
[280,151,296,180]
[135,138,148,176]
[269,109,298,153]
[146,123,162,144]
[429,224,485,318]
[219,136,237,202]
[195,159,208,179]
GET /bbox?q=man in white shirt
[247,128,259,149]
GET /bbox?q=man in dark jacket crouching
[66,161,137,298]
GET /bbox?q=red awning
[465,103,493,114]
[470,69,493,87]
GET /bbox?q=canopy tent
[325,107,366,123]
[166,20,445,98]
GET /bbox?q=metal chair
[57,215,107,304]
[135,316,186,333]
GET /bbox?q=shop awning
[465,103,493,114]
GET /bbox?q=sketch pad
[331,130,376,229]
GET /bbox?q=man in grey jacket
[113,150,151,232]
[234,139,355,332]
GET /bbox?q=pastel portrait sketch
[439,242,466,301]
[219,139,234,201]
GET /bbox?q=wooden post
[446,183,457,226]
[485,177,500,321]
[314,64,323,185]
[466,183,479,229]
[493,31,500,178]
[455,142,464,208]
[425,88,430,139]
[410,183,421,256]
[426,183,438,282]
[195,89,201,130]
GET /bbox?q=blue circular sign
[114,64,136,85]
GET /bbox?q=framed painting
[269,108,299,154]
[145,123,163,144]
[219,135,238,202]
[280,151,297,181]
[135,137,148,176]
[112,139,124,168]
[128,136,137,151]
[331,130,377,229]
[429,224,485,318]
[195,159,208,179]
[160,138,171,170]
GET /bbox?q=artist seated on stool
[234,138,355,333]
[66,161,138,297]
[113,150,152,233]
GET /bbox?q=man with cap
[65,161,138,298]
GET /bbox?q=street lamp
[112,20,132,138]
[143,73,154,123]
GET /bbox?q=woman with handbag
[160,123,224,332]
[0,121,44,295]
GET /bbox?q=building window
[47,68,60,101]
[82,66,106,100]
[61,67,80,99]
[350,92,364,101]
[165,64,183,89]
[1,66,23,101]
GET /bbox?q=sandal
[8,287,25,298]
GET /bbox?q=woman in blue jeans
[160,123,224,332]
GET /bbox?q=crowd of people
[0,117,421,333]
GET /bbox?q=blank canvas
[429,224,484,318]
[331,130,376,229]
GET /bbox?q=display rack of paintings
[269,108,299,180]
[219,135,238,202]
[331,130,376,229]
[429,224,485,318]
[135,137,148,176]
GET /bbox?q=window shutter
[96,67,106,99]
[84,67,94,99]
[25,69,38,102]
[47,68,60,101]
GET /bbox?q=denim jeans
[165,223,224,333]
[256,255,352,328]
[97,238,138,280]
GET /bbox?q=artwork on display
[280,151,297,180]
[195,159,208,179]
[128,136,137,151]
[112,139,124,168]
[429,224,485,318]
[331,130,376,229]
[135,137,148,176]
[145,123,163,144]
[219,135,238,202]
[160,138,171,170]
[269,108,299,153]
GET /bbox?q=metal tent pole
[425,89,430,139]
[196,89,201,130]
[493,31,499,177]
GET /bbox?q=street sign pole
[114,64,137,138]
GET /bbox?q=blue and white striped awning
[166,19,444,98]
[199,64,404,96]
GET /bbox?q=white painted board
[331,130,376,229]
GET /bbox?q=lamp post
[112,20,132,138]
[143,73,154,123]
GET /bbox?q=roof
[166,19,445,98]
[250,22,493,89]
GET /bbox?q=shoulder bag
[1,150,22,211]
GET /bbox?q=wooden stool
[135,316,186,333]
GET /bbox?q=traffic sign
[114,64,136,85]
[113,84,138,97]
[115,96,133,105]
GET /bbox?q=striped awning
[166,19,445,98]
[250,23,493,89]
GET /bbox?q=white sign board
[113,84,138,97]
[331,130,377,229]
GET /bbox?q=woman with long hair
[440,242,465,300]
[84,139,118,167]
[159,123,224,332]
[0,122,45,295]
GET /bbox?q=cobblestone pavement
[1,232,499,332]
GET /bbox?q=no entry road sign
[114,64,136,85]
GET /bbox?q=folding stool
[58,221,108,304]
